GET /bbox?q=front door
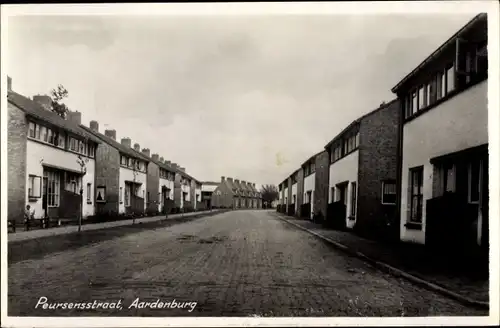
[42,176,48,217]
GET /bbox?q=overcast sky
[7,13,476,187]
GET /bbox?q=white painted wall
[291,183,298,212]
[400,80,488,244]
[202,184,217,193]
[304,172,315,218]
[158,178,174,212]
[329,150,359,229]
[26,140,95,219]
[119,167,147,214]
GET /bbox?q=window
[442,163,456,195]
[28,175,42,198]
[418,86,425,110]
[446,64,455,94]
[468,160,480,204]
[58,134,65,149]
[47,128,54,145]
[411,90,418,115]
[409,167,423,223]
[128,158,133,168]
[40,126,47,142]
[382,181,397,205]
[125,185,131,206]
[119,187,123,204]
[87,144,95,158]
[147,191,150,203]
[292,195,296,205]
[311,162,316,173]
[65,172,81,193]
[404,95,412,119]
[28,122,36,138]
[330,187,335,203]
[87,183,91,202]
[121,156,127,166]
[45,170,60,207]
[428,79,437,104]
[350,182,357,218]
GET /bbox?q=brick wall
[313,151,329,219]
[174,173,182,208]
[8,103,27,223]
[357,100,401,238]
[146,162,159,214]
[190,180,196,204]
[296,168,304,217]
[95,142,120,215]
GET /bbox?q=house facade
[324,100,400,237]
[300,153,318,220]
[201,181,219,209]
[81,124,149,216]
[392,13,488,254]
[211,176,262,209]
[7,88,100,223]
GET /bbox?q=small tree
[260,184,279,208]
[50,84,70,118]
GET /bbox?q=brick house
[211,176,262,209]
[7,86,100,224]
[324,99,401,238]
[81,123,149,216]
[135,150,176,215]
[391,14,488,257]
[312,151,330,222]
[299,152,321,220]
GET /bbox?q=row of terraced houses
[6,81,262,225]
[277,14,488,258]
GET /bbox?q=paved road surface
[8,210,486,317]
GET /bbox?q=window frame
[28,175,42,198]
[381,180,397,205]
[408,167,424,224]
[86,183,92,203]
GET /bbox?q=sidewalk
[8,209,222,243]
[274,213,489,307]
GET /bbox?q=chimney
[227,177,233,183]
[179,167,185,172]
[253,183,256,188]
[89,120,99,131]
[166,160,171,165]
[235,179,240,185]
[121,138,131,148]
[160,156,164,162]
[133,143,140,151]
[67,111,82,125]
[152,153,159,161]
[242,180,246,186]
[33,95,52,111]
[221,176,225,182]
[105,129,116,140]
[142,148,150,157]
[7,76,12,91]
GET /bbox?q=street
[8,210,486,317]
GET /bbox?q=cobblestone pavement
[8,210,487,317]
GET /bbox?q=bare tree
[260,184,279,207]
[50,84,70,118]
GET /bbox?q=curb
[275,213,489,310]
[8,210,228,243]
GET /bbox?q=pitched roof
[391,13,486,93]
[324,98,398,150]
[80,125,150,162]
[202,181,220,186]
[8,91,101,144]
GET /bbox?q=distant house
[211,176,262,209]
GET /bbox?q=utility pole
[76,155,87,233]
